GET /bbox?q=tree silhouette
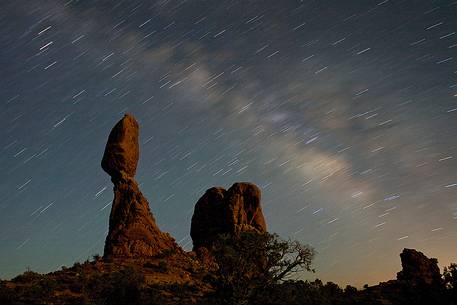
[209,231,315,305]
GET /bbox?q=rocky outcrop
[362,249,445,304]
[397,248,442,286]
[102,114,179,260]
[190,182,266,251]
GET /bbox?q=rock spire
[102,114,178,260]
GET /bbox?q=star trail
[1,0,456,286]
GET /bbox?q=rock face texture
[397,248,441,286]
[102,114,178,260]
[103,180,179,259]
[190,182,266,251]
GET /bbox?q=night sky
[1,0,457,287]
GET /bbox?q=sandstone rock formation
[101,114,139,181]
[102,114,179,260]
[397,248,442,286]
[190,182,266,251]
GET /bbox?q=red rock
[226,182,266,234]
[101,114,139,181]
[190,182,266,251]
[104,180,179,259]
[102,115,179,260]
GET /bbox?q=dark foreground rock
[397,248,442,286]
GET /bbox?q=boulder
[190,182,266,251]
[101,114,139,181]
[397,248,442,286]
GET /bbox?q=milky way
[1,0,457,286]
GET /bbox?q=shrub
[0,282,14,305]
[82,267,146,305]
[210,232,315,305]
[12,270,42,283]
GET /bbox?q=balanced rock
[101,114,139,181]
[190,182,266,251]
[102,114,179,260]
[397,248,441,286]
